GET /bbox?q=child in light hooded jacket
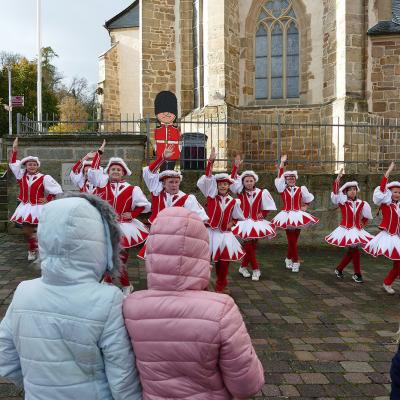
[0,193,142,400]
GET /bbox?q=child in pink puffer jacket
[123,207,264,400]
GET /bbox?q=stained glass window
[255,0,299,100]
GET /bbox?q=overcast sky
[0,0,132,86]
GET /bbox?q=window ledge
[251,98,301,107]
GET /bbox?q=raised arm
[197,147,217,198]
[373,162,395,206]
[8,138,24,180]
[230,155,243,194]
[70,151,97,189]
[87,140,109,188]
[142,146,172,195]
[331,168,345,205]
[274,154,287,193]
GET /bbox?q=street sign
[11,96,24,108]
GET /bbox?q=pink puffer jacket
[123,207,264,400]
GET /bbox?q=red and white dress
[364,177,400,260]
[230,169,276,240]
[325,181,373,247]
[197,169,245,262]
[272,171,319,229]
[69,158,98,194]
[88,157,151,249]
[143,156,208,224]
[9,151,62,225]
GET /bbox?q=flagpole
[8,66,12,136]
[37,0,42,132]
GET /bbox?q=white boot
[285,258,293,270]
[239,266,251,278]
[28,251,37,261]
[252,269,261,281]
[383,283,395,295]
[292,262,300,273]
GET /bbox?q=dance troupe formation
[8,91,400,296]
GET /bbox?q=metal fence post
[276,113,281,165]
[16,113,21,135]
[146,114,151,165]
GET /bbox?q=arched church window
[255,0,299,99]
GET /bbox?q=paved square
[0,233,398,399]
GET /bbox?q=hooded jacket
[391,346,400,400]
[123,207,264,399]
[0,194,142,400]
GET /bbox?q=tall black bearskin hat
[154,90,178,117]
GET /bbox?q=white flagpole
[8,66,12,135]
[37,0,42,132]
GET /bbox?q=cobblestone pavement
[0,232,398,399]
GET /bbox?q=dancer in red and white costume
[197,148,245,292]
[325,168,373,283]
[363,162,400,294]
[139,146,208,258]
[272,155,319,272]
[9,138,62,260]
[69,150,99,194]
[88,141,151,295]
[230,156,276,281]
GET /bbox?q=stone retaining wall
[1,134,388,245]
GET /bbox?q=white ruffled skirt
[232,219,276,240]
[208,228,245,262]
[363,230,400,260]
[325,226,374,248]
[119,219,149,249]
[272,210,319,230]
[10,202,43,225]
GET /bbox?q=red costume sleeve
[278,167,284,178]
[131,206,145,219]
[261,210,269,217]
[149,156,165,172]
[71,159,83,174]
[361,217,368,226]
[380,176,388,193]
[333,179,340,194]
[205,159,214,177]
[91,151,101,169]
[46,194,55,202]
[231,164,238,179]
[10,150,17,163]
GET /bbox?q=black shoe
[335,268,344,279]
[352,273,363,283]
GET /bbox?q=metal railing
[15,112,400,172]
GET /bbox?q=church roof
[368,0,400,35]
[105,1,139,30]
[368,20,400,35]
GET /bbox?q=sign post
[11,96,24,108]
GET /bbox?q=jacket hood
[145,207,211,291]
[38,193,121,285]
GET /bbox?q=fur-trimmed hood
[38,193,121,284]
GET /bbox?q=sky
[0,0,133,87]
